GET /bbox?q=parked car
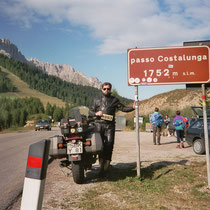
[185,106,210,155]
[35,119,51,131]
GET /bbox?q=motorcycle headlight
[77,127,83,132]
[70,128,76,133]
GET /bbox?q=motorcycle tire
[71,161,84,184]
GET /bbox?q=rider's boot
[103,160,110,172]
[98,158,105,176]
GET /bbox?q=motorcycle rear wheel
[71,161,84,184]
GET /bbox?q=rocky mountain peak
[0,38,29,63]
[0,38,102,89]
[28,57,102,89]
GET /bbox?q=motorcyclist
[89,82,135,177]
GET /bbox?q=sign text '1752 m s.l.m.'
[127,46,210,86]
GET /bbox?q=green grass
[61,161,210,210]
[0,66,66,108]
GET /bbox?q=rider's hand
[133,101,136,109]
[95,111,103,117]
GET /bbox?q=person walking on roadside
[164,114,171,136]
[89,82,135,177]
[150,107,163,145]
[173,111,185,149]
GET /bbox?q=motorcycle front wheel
[71,161,84,184]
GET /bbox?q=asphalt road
[0,127,60,210]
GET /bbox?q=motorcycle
[49,107,104,184]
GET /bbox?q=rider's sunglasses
[103,88,111,91]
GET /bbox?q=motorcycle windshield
[69,106,89,122]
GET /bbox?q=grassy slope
[0,66,66,108]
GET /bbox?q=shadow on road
[84,159,188,183]
[160,140,177,145]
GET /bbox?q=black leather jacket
[89,94,134,124]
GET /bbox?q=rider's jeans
[100,123,115,161]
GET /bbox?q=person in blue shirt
[150,107,163,145]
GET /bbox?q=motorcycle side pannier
[49,135,66,159]
[85,132,103,154]
[60,118,70,135]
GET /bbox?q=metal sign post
[201,84,210,188]
[134,86,141,177]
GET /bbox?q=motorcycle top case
[85,132,103,154]
[49,135,66,159]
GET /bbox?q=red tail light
[85,140,91,146]
[58,143,63,148]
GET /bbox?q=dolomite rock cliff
[0,38,29,63]
[28,58,101,89]
[0,38,102,89]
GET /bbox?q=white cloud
[1,0,210,54]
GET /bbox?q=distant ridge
[138,88,204,115]
[28,57,101,89]
[118,88,206,118]
[0,38,102,89]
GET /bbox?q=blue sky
[1,0,210,100]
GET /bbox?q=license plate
[67,142,83,155]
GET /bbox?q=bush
[27,113,50,121]
[126,115,135,130]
